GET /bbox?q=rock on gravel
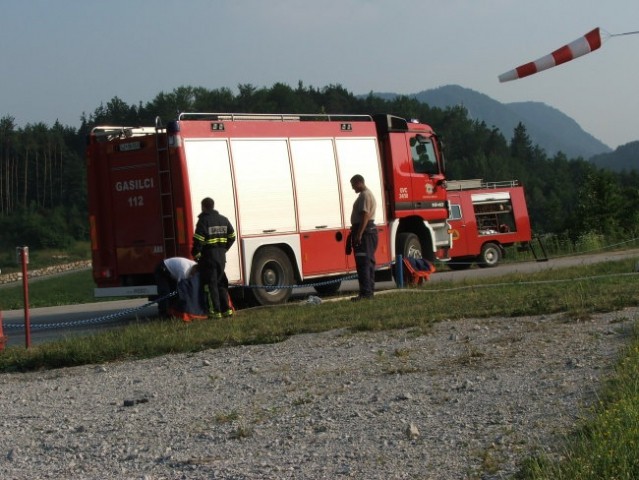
[0,308,635,480]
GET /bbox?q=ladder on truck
[155,117,177,258]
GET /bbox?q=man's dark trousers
[154,261,176,316]
[353,224,378,298]
[199,252,230,314]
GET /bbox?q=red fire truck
[444,179,532,269]
[86,113,452,305]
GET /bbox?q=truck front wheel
[250,247,294,305]
[397,232,422,259]
[477,243,501,268]
[393,232,423,286]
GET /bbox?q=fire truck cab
[444,179,532,269]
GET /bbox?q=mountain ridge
[370,84,612,160]
[590,141,639,172]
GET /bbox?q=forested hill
[1,82,638,252]
[590,142,639,172]
[372,84,611,160]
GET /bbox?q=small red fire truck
[444,179,532,269]
[86,113,452,305]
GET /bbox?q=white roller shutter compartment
[335,138,386,225]
[231,139,296,235]
[183,138,241,282]
[290,138,342,231]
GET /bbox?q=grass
[1,269,99,309]
[0,241,91,275]
[0,241,100,310]
[517,323,639,479]
[2,258,639,371]
[2,254,639,478]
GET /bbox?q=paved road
[2,298,157,348]
[3,248,639,348]
[427,248,639,283]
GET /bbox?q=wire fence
[1,263,391,332]
[3,239,639,334]
[2,292,177,331]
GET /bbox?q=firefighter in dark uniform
[191,197,236,318]
[349,174,378,301]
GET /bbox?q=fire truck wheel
[397,232,422,259]
[392,232,423,286]
[478,243,501,268]
[250,247,294,305]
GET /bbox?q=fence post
[396,254,404,288]
[0,311,5,352]
[17,246,31,348]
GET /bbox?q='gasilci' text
[115,178,155,192]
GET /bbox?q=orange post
[18,246,31,348]
[0,311,6,352]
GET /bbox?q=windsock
[499,27,602,82]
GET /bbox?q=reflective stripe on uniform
[205,238,230,245]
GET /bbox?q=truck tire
[393,232,423,286]
[250,247,294,305]
[313,280,342,296]
[397,232,422,259]
[477,243,501,268]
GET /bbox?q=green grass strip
[517,322,639,479]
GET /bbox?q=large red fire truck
[86,113,452,305]
[444,179,532,269]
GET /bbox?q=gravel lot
[1,306,636,480]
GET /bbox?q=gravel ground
[1,306,636,480]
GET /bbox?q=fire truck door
[109,148,164,274]
[406,134,445,215]
[446,193,470,257]
[291,139,348,275]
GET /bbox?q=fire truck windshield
[410,136,438,175]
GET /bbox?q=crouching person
[154,257,197,317]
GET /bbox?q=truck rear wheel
[477,243,501,268]
[250,247,294,305]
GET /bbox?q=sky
[1,0,638,150]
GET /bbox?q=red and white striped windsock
[499,27,602,82]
